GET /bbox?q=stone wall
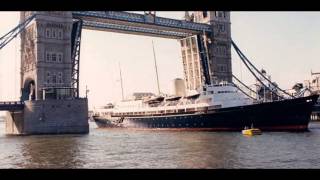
[5,98,89,135]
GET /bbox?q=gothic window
[58,29,63,39]
[46,52,51,62]
[52,53,57,62]
[218,64,227,72]
[219,24,225,32]
[58,72,63,84]
[52,29,56,38]
[46,71,51,84]
[46,28,51,38]
[58,53,63,62]
[52,73,57,84]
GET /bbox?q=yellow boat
[242,128,262,136]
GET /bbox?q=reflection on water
[1,120,320,168]
[19,135,87,168]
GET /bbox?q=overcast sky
[0,11,319,110]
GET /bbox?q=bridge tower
[181,11,232,90]
[5,11,89,135]
[20,11,73,101]
[194,11,232,84]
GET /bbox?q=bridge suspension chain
[0,14,35,50]
[232,74,257,100]
[231,40,295,99]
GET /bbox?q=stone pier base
[5,98,89,135]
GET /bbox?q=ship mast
[119,62,124,101]
[152,40,161,95]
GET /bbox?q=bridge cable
[232,74,257,95]
[231,75,257,100]
[0,14,36,50]
[232,43,283,99]
[231,40,295,99]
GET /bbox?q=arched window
[52,72,57,84]
[46,51,51,62]
[58,72,63,84]
[52,29,56,38]
[52,53,57,62]
[45,28,51,38]
[58,53,63,62]
[58,29,63,39]
[46,71,51,84]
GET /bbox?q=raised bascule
[0,11,232,135]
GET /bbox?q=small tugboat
[242,124,262,136]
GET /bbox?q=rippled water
[1,119,320,168]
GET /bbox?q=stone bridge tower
[5,11,88,135]
[181,11,232,90]
[20,11,73,101]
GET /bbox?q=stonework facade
[182,11,232,90]
[20,11,73,101]
[6,99,89,135]
[6,12,89,135]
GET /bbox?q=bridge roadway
[0,101,24,111]
[72,11,212,39]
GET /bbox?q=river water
[1,119,320,169]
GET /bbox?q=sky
[0,11,319,111]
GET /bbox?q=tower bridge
[0,11,232,135]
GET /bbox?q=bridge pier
[5,99,89,135]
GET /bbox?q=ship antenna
[119,61,124,101]
[152,40,161,95]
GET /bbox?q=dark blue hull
[93,95,319,131]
